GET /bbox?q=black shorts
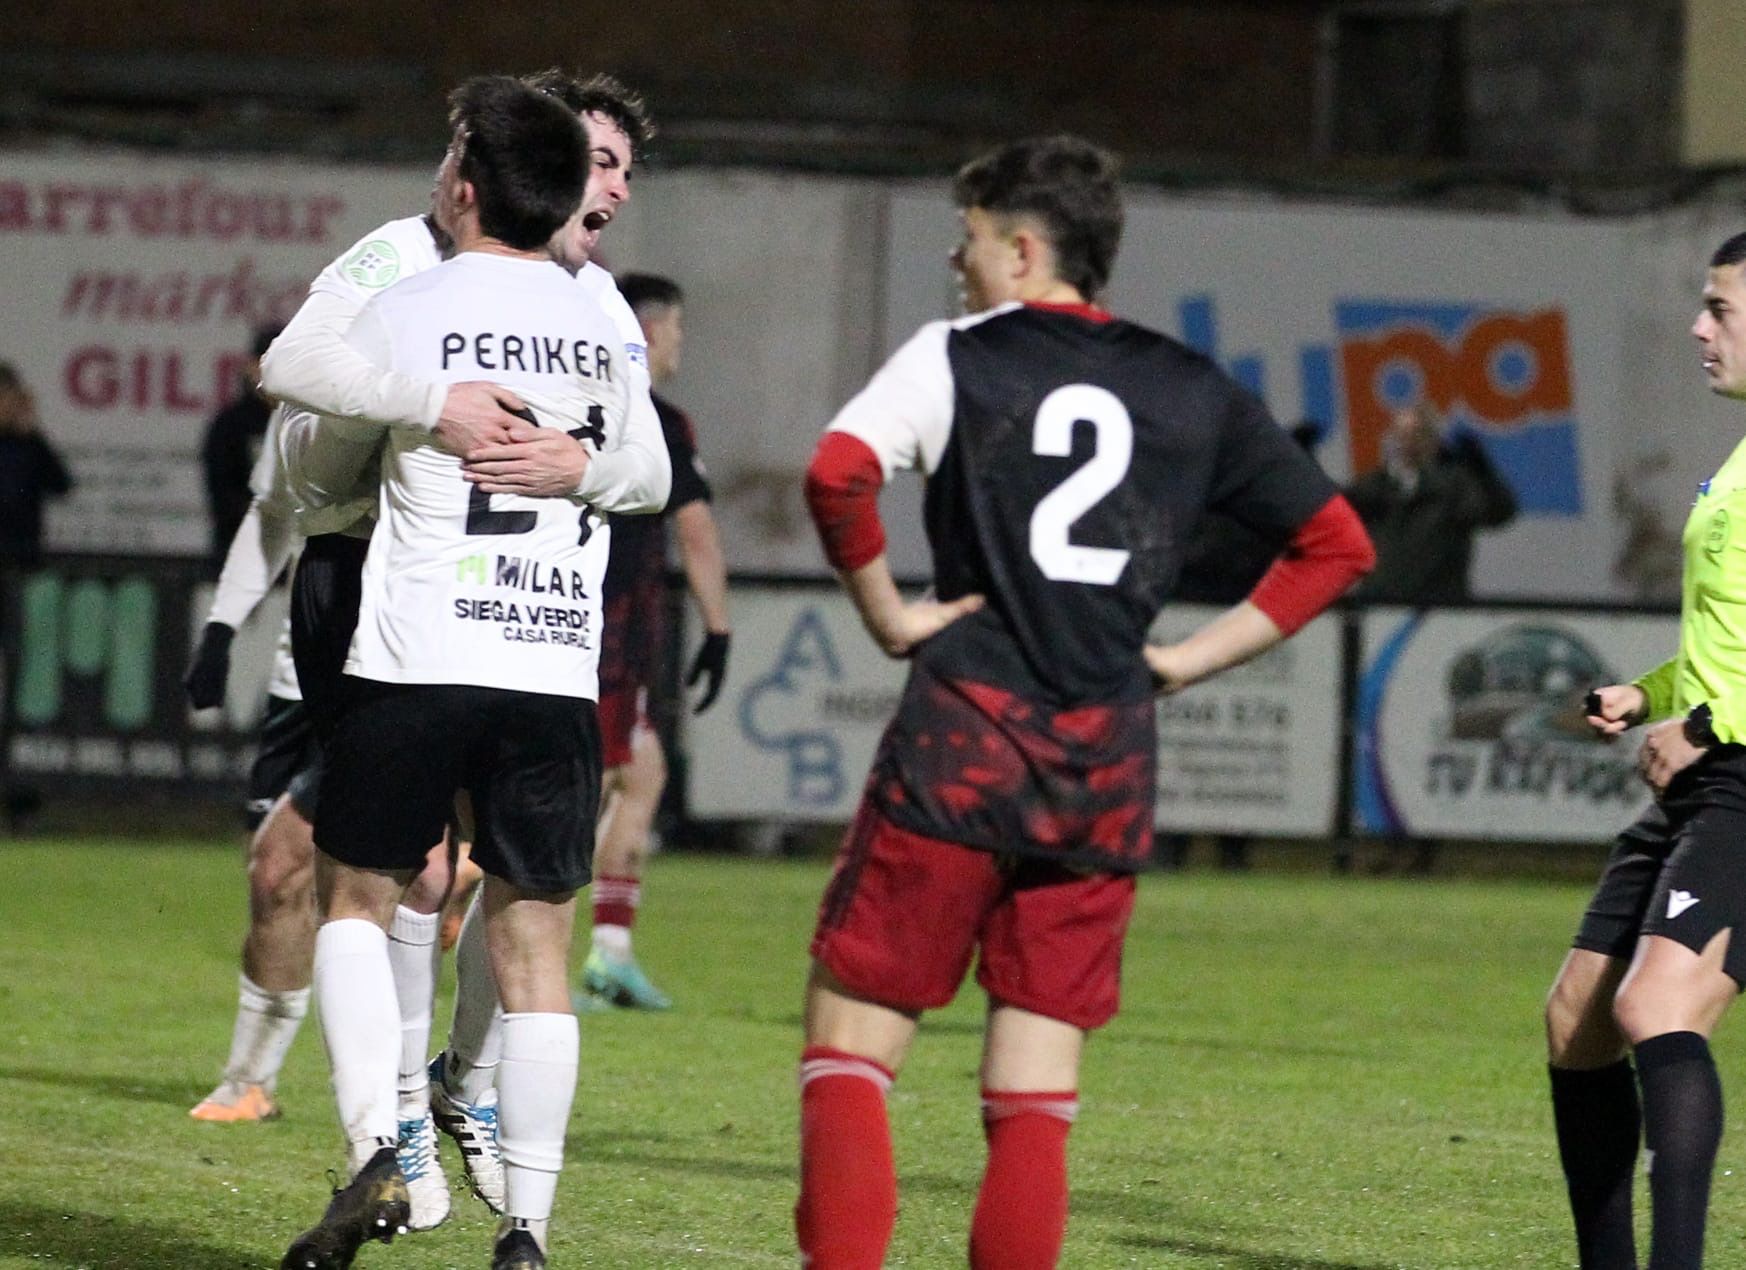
[315,677,601,893]
[1574,746,1746,985]
[245,694,315,829]
[290,532,369,743]
[285,753,324,823]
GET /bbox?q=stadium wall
[6,150,1737,605]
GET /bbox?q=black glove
[686,631,731,714]
[184,621,235,710]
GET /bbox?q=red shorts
[597,685,650,769]
[810,804,1137,1031]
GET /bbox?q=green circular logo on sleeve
[1706,509,1731,557]
[341,239,401,289]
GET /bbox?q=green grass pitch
[3,839,1744,1268]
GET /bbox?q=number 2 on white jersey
[1028,384,1133,585]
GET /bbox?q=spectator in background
[0,363,74,567]
[200,324,281,571]
[1345,403,1517,605]
[0,363,73,830]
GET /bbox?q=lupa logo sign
[1335,300,1581,516]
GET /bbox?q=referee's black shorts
[315,677,601,894]
[1574,745,1746,985]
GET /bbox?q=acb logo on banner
[1336,300,1581,515]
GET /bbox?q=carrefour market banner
[885,189,1629,602]
[0,151,431,554]
[1353,607,1675,841]
[683,587,906,820]
[1153,606,1342,836]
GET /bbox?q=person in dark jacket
[0,363,73,568]
[199,324,280,570]
[1345,404,1517,605]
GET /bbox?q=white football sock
[225,973,309,1090]
[313,918,399,1170]
[590,922,632,959]
[498,1011,578,1225]
[445,891,503,1104]
[387,905,441,1119]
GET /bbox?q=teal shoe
[582,947,672,1010]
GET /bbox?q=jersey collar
[1025,300,1113,324]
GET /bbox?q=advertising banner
[1352,607,1674,841]
[4,555,283,796]
[0,151,432,555]
[682,586,905,820]
[1153,607,1343,836]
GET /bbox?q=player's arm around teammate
[261,252,529,459]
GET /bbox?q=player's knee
[248,826,316,912]
[1545,970,1621,1065]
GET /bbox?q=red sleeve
[1247,494,1375,635]
[804,431,888,572]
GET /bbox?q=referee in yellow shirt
[1545,231,1746,1270]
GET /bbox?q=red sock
[592,875,640,931]
[796,1046,897,1270]
[970,1089,1077,1270]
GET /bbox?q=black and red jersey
[819,302,1342,870]
[596,392,713,702]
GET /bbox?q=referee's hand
[1638,717,1706,796]
[184,621,235,710]
[1584,683,1648,739]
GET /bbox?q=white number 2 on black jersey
[1028,384,1133,585]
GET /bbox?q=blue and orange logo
[1175,294,1583,517]
[1334,301,1581,515]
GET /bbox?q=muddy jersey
[342,252,629,699]
[830,302,1335,869]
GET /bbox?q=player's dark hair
[521,69,655,159]
[0,363,19,393]
[618,272,684,316]
[953,135,1123,299]
[250,323,283,359]
[1712,232,1746,270]
[447,76,589,250]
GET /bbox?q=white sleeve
[205,499,296,629]
[825,322,955,477]
[259,288,445,431]
[576,377,671,513]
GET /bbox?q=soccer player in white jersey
[183,407,315,1123]
[278,77,668,1270]
[182,74,642,1125]
[256,70,656,1231]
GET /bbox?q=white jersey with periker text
[342,252,629,699]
